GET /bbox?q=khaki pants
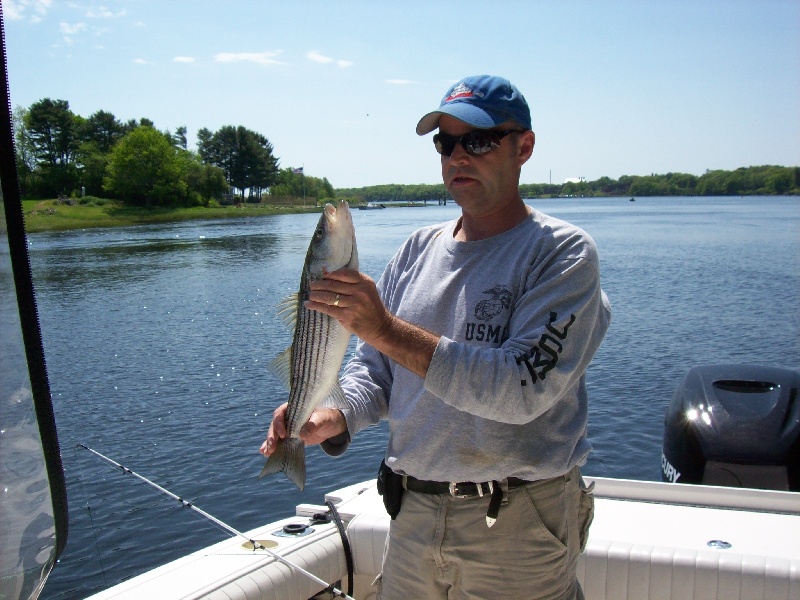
[377,466,593,600]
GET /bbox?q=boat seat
[345,497,800,600]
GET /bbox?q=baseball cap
[416,75,532,135]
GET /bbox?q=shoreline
[20,198,448,233]
[21,199,324,234]
[21,195,798,234]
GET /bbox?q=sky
[3,0,799,189]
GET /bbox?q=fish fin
[258,438,306,491]
[267,346,292,389]
[276,293,299,330]
[321,381,349,409]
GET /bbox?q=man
[262,74,611,599]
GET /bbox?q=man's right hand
[259,403,348,456]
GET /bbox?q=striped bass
[259,200,358,490]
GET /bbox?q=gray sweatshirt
[329,208,611,483]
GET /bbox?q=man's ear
[518,130,535,165]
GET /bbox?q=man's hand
[306,269,439,379]
[305,269,393,344]
[260,403,347,456]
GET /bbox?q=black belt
[402,476,530,498]
[402,475,533,527]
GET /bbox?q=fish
[259,200,358,490]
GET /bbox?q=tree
[177,150,228,202]
[12,106,37,195]
[104,126,186,207]
[173,126,188,150]
[269,168,335,203]
[696,170,726,196]
[24,98,79,195]
[197,125,279,198]
[80,110,125,153]
[74,140,109,197]
[765,168,792,194]
[629,176,669,196]
[242,131,279,199]
[71,110,127,196]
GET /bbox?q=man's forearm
[368,314,439,379]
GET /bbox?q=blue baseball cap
[416,75,532,135]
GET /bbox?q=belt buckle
[449,482,470,498]
[449,481,494,498]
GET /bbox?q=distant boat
[359,202,386,210]
[630,197,636,201]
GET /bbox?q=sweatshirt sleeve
[424,248,611,425]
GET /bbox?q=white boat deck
[86,477,800,600]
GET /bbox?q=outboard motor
[662,364,800,491]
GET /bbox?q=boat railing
[587,476,800,514]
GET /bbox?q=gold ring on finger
[333,294,340,307]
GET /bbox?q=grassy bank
[21,198,322,233]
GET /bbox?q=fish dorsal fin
[276,293,299,330]
[267,346,292,389]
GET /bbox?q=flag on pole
[292,167,304,174]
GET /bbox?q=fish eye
[314,227,324,238]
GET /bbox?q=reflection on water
[31,197,800,599]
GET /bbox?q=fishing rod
[77,444,356,600]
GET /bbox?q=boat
[358,202,386,210]
[81,364,800,600]
[75,472,799,600]
[1,12,799,600]
[5,406,799,600]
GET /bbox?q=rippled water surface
[31,196,799,599]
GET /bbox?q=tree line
[338,166,799,203]
[14,98,797,207]
[549,166,799,198]
[13,98,332,207]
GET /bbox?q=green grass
[21,198,322,233]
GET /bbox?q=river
[31,196,799,599]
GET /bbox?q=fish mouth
[326,200,352,225]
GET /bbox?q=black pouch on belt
[376,460,404,519]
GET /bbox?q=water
[30,196,799,599]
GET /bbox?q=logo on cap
[445,83,480,103]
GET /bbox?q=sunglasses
[433,129,524,157]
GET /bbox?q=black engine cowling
[662,364,800,491]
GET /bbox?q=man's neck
[454,199,531,242]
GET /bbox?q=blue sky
[3,0,799,188]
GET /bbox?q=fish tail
[258,438,306,491]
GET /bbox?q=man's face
[438,115,532,217]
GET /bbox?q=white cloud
[308,51,353,68]
[386,79,417,85]
[214,51,284,66]
[173,56,196,63]
[59,21,87,44]
[3,0,52,21]
[307,50,333,64]
[132,58,148,64]
[60,22,87,35]
[86,6,128,18]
